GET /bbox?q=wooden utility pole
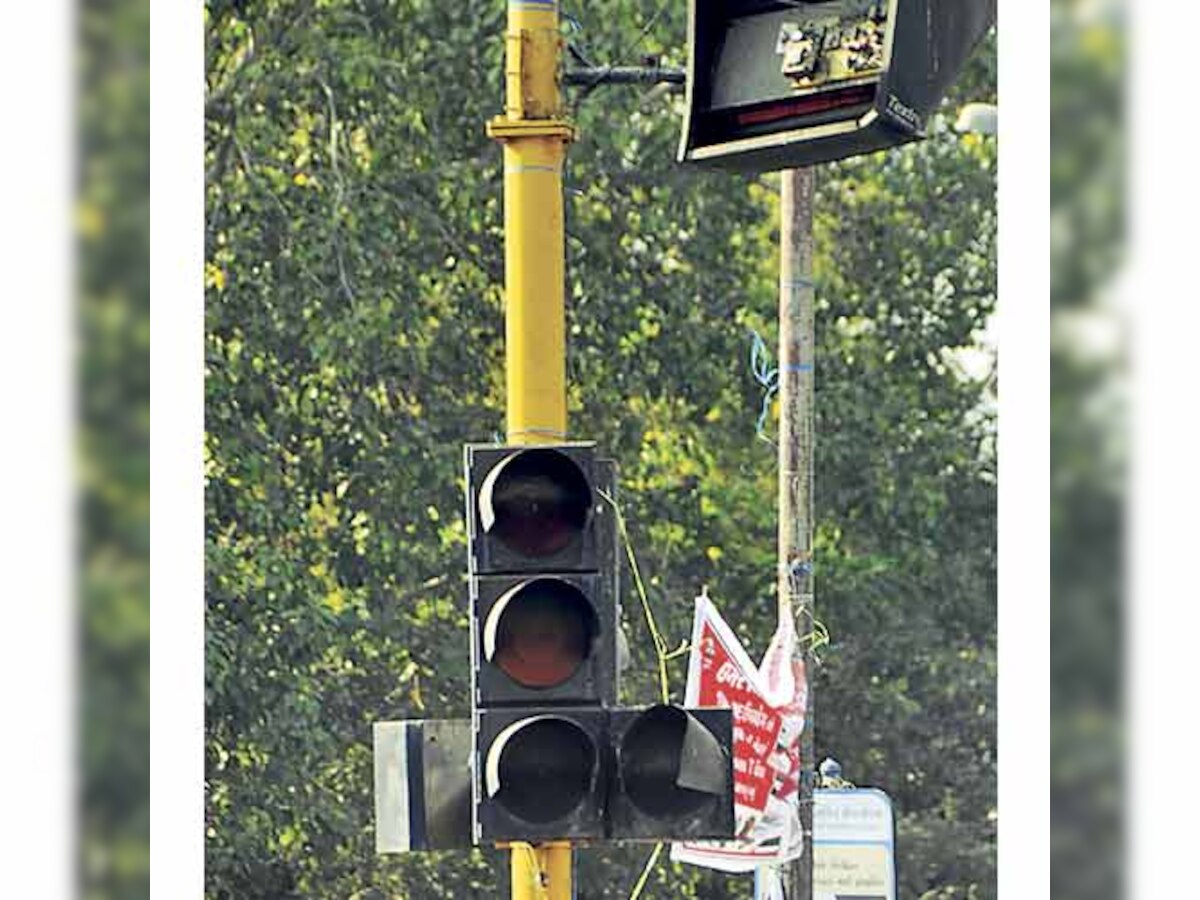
[778,167,816,900]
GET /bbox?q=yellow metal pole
[508,841,572,900]
[488,0,575,447]
[488,1,575,897]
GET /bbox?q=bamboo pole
[778,167,816,900]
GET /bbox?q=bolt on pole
[778,167,817,899]
[486,0,575,896]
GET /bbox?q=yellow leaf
[323,587,346,614]
[76,202,105,239]
[204,262,227,291]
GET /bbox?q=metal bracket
[487,116,577,142]
[563,66,685,88]
[374,719,474,853]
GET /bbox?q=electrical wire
[627,841,665,900]
[597,488,689,704]
[595,487,695,900]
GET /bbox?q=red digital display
[734,84,877,128]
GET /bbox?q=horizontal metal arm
[564,66,686,88]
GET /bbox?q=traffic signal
[607,705,734,840]
[476,708,609,841]
[465,443,617,841]
[465,443,618,708]
[463,442,737,844]
[471,445,598,575]
[678,0,996,171]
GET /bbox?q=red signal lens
[491,579,598,688]
[483,449,591,559]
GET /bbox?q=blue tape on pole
[782,277,814,289]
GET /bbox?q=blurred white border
[0,1,75,896]
[150,0,205,897]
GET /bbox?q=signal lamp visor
[484,579,599,689]
[485,717,597,824]
[620,705,728,819]
[479,449,592,558]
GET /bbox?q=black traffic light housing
[463,442,736,844]
[475,708,609,842]
[467,444,599,576]
[465,443,619,708]
[466,443,618,842]
[678,0,996,171]
[472,573,616,705]
[607,705,735,840]
[473,705,734,843]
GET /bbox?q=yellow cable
[598,490,693,900]
[627,842,664,900]
[597,488,678,704]
[799,617,830,655]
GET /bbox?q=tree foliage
[1050,3,1125,898]
[80,0,151,896]
[205,2,996,897]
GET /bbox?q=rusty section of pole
[778,167,816,900]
